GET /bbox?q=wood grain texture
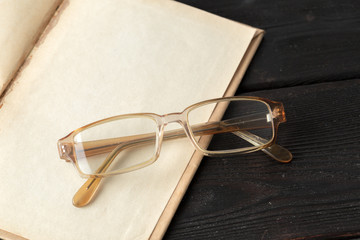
[165,79,360,240]
[165,1,360,239]
[177,0,360,91]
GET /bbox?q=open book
[0,0,264,239]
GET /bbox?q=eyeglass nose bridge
[157,111,198,152]
[161,112,187,125]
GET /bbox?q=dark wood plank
[165,79,360,239]
[176,0,360,91]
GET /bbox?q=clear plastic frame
[58,96,292,207]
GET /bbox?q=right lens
[187,99,274,153]
[73,116,158,176]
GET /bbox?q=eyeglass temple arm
[220,113,292,163]
[72,113,292,207]
[76,120,253,158]
[77,112,265,157]
[73,140,148,207]
[232,131,292,163]
[77,112,291,162]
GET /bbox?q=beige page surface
[0,0,257,239]
[0,0,62,95]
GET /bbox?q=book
[0,0,264,239]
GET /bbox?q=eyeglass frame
[57,96,292,207]
[58,96,290,177]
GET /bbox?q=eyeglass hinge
[272,104,286,123]
[58,141,73,162]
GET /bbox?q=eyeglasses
[58,96,292,207]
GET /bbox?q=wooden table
[165,1,360,239]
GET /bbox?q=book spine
[0,0,66,107]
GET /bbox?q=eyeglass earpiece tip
[72,177,103,207]
[263,144,293,163]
